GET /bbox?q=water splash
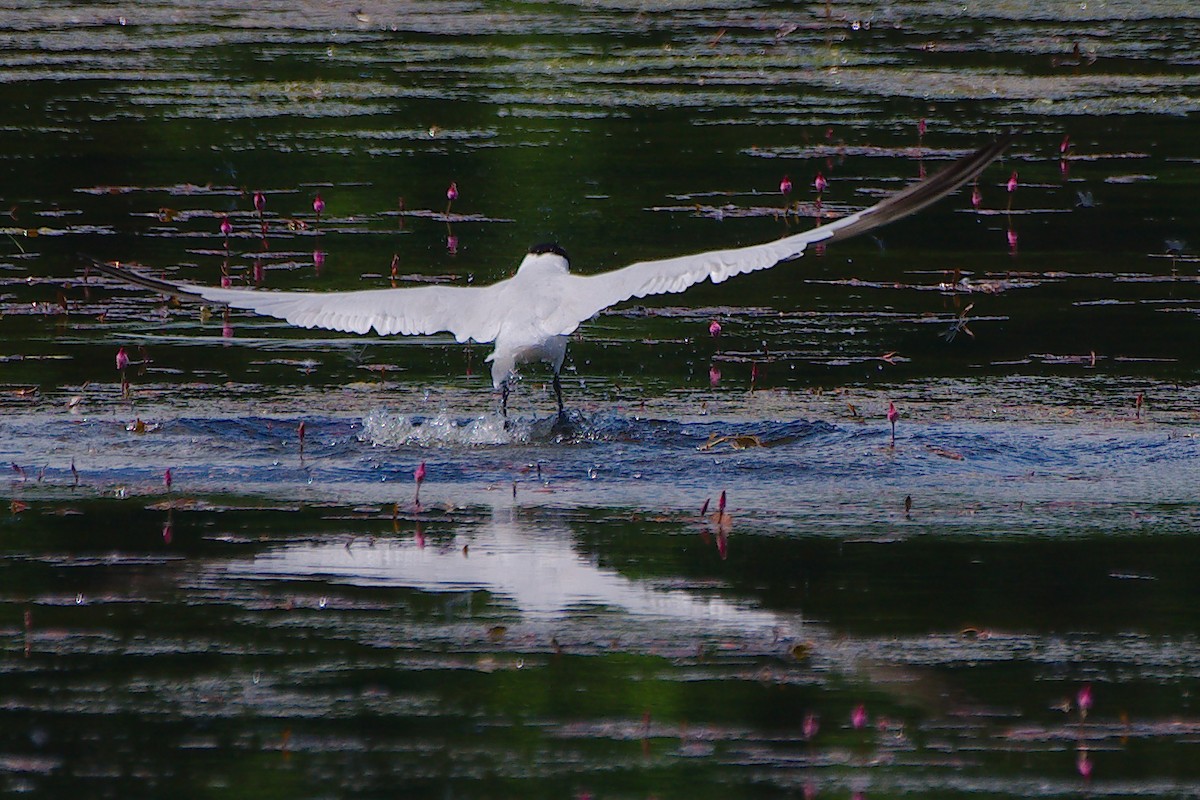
[363,410,521,447]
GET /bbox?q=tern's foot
[549,410,573,436]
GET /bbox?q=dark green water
[2,1,1200,797]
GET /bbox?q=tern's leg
[500,379,510,418]
[552,371,565,418]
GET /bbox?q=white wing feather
[544,133,1013,336]
[83,259,511,344]
[545,225,835,336]
[192,283,504,343]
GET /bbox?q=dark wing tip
[79,253,207,301]
[823,132,1016,245]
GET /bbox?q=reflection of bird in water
[85,136,1011,418]
[229,500,980,721]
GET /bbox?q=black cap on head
[527,242,570,264]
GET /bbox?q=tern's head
[517,242,571,275]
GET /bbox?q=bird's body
[85,135,1012,416]
[485,247,572,387]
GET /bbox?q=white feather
[192,283,503,343]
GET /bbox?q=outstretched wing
[83,258,507,344]
[86,134,1010,346]
[543,134,1013,336]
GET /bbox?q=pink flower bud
[1077,684,1093,714]
[802,713,819,740]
